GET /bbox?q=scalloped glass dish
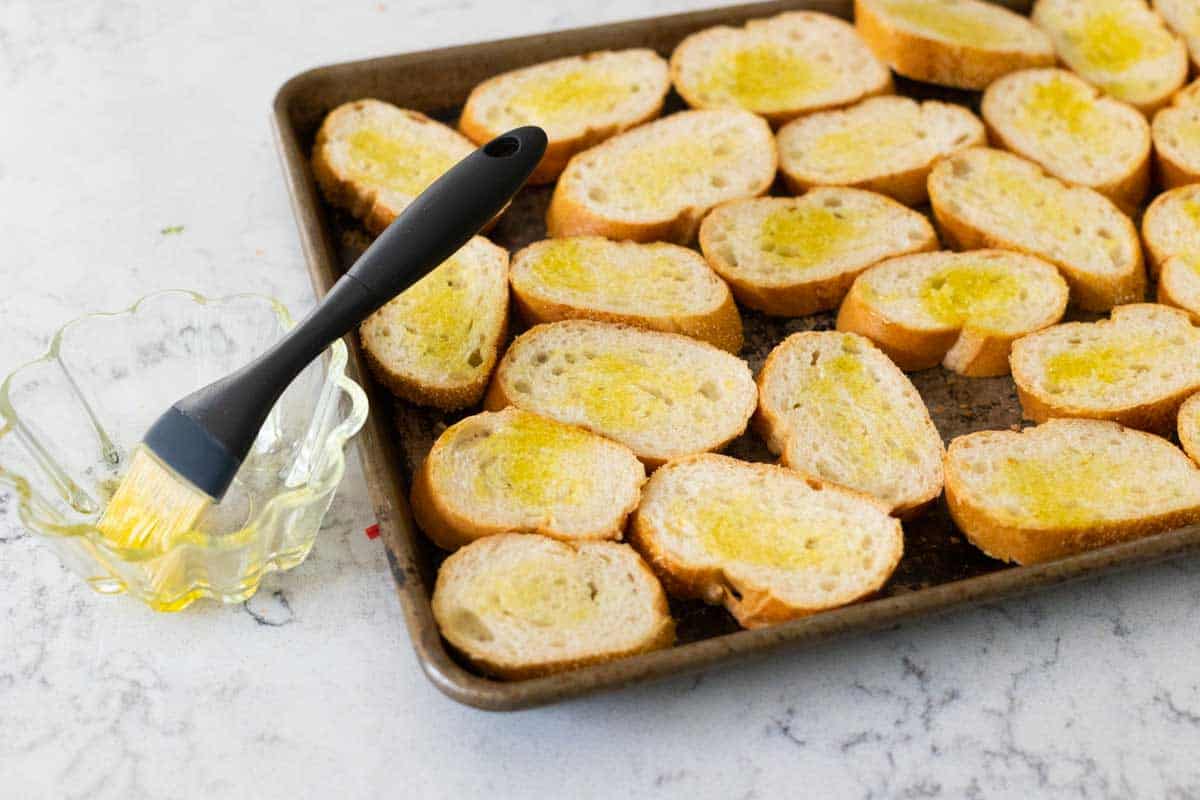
[0,291,368,611]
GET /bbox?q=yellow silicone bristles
[96,447,212,553]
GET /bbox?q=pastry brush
[98,126,547,552]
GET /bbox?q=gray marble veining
[2,2,1199,798]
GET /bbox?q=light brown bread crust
[945,421,1200,564]
[1178,392,1200,465]
[1158,255,1200,322]
[628,454,903,628]
[855,0,1055,90]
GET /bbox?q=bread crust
[854,0,1054,90]
[1143,184,1200,278]
[628,454,903,628]
[1177,393,1200,465]
[458,49,670,184]
[1158,257,1200,322]
[945,422,1200,564]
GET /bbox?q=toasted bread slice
[697,189,937,317]
[432,533,674,680]
[1159,255,1200,321]
[1032,0,1187,114]
[669,12,892,126]
[1010,303,1200,435]
[509,237,743,353]
[458,49,670,185]
[411,408,646,551]
[854,0,1055,90]
[1142,184,1200,277]
[1177,392,1200,464]
[982,68,1151,211]
[755,331,945,515]
[1151,92,1200,189]
[928,147,1145,311]
[359,236,507,410]
[484,320,757,466]
[546,109,776,244]
[312,99,475,235]
[837,250,1069,377]
[776,96,984,207]
[629,454,903,628]
[1155,0,1200,69]
[945,419,1200,564]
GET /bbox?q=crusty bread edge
[1177,392,1200,465]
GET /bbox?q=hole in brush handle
[483,135,521,158]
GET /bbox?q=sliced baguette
[669,11,892,126]
[629,454,903,628]
[1142,184,1200,277]
[1158,255,1200,321]
[432,533,674,680]
[776,96,984,207]
[837,250,1069,377]
[1010,303,1200,435]
[313,99,476,234]
[359,236,507,410]
[1152,94,1200,189]
[927,147,1145,312]
[945,419,1200,564]
[981,68,1151,212]
[1177,392,1200,464]
[484,320,757,466]
[755,331,945,516]
[411,408,646,551]
[459,49,670,185]
[1032,0,1187,114]
[546,109,777,244]
[1155,0,1200,69]
[509,237,743,353]
[697,189,937,317]
[854,0,1055,90]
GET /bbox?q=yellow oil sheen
[568,352,697,431]
[392,258,482,371]
[469,413,592,507]
[508,69,625,120]
[346,127,457,196]
[613,132,741,209]
[919,265,1022,328]
[1043,337,1165,388]
[804,118,917,176]
[676,496,853,570]
[1183,198,1200,228]
[879,0,1014,46]
[96,448,210,554]
[477,559,596,626]
[1022,77,1102,139]
[758,205,859,269]
[990,451,1127,527]
[527,241,694,311]
[700,44,829,109]
[1074,10,1167,73]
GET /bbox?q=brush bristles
[97,448,213,552]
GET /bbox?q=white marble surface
[3,2,1200,798]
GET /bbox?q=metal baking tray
[271,0,1200,710]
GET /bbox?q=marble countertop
[2,2,1199,797]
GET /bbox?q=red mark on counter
[365,524,380,540]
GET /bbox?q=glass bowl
[0,290,368,611]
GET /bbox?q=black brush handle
[145,126,547,499]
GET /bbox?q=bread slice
[927,147,1145,312]
[313,99,476,234]
[837,250,1069,377]
[755,331,945,516]
[1158,255,1200,321]
[981,68,1151,212]
[545,109,776,244]
[1142,184,1200,277]
[776,96,984,207]
[629,454,903,628]
[458,49,670,185]
[484,320,757,466]
[359,236,507,410]
[509,237,743,353]
[432,533,674,680]
[945,419,1200,564]
[1031,0,1187,114]
[669,11,892,126]
[1010,303,1200,435]
[697,189,937,317]
[1155,0,1200,69]
[1151,92,1200,189]
[854,0,1055,90]
[411,408,646,551]
[1176,392,1200,464]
